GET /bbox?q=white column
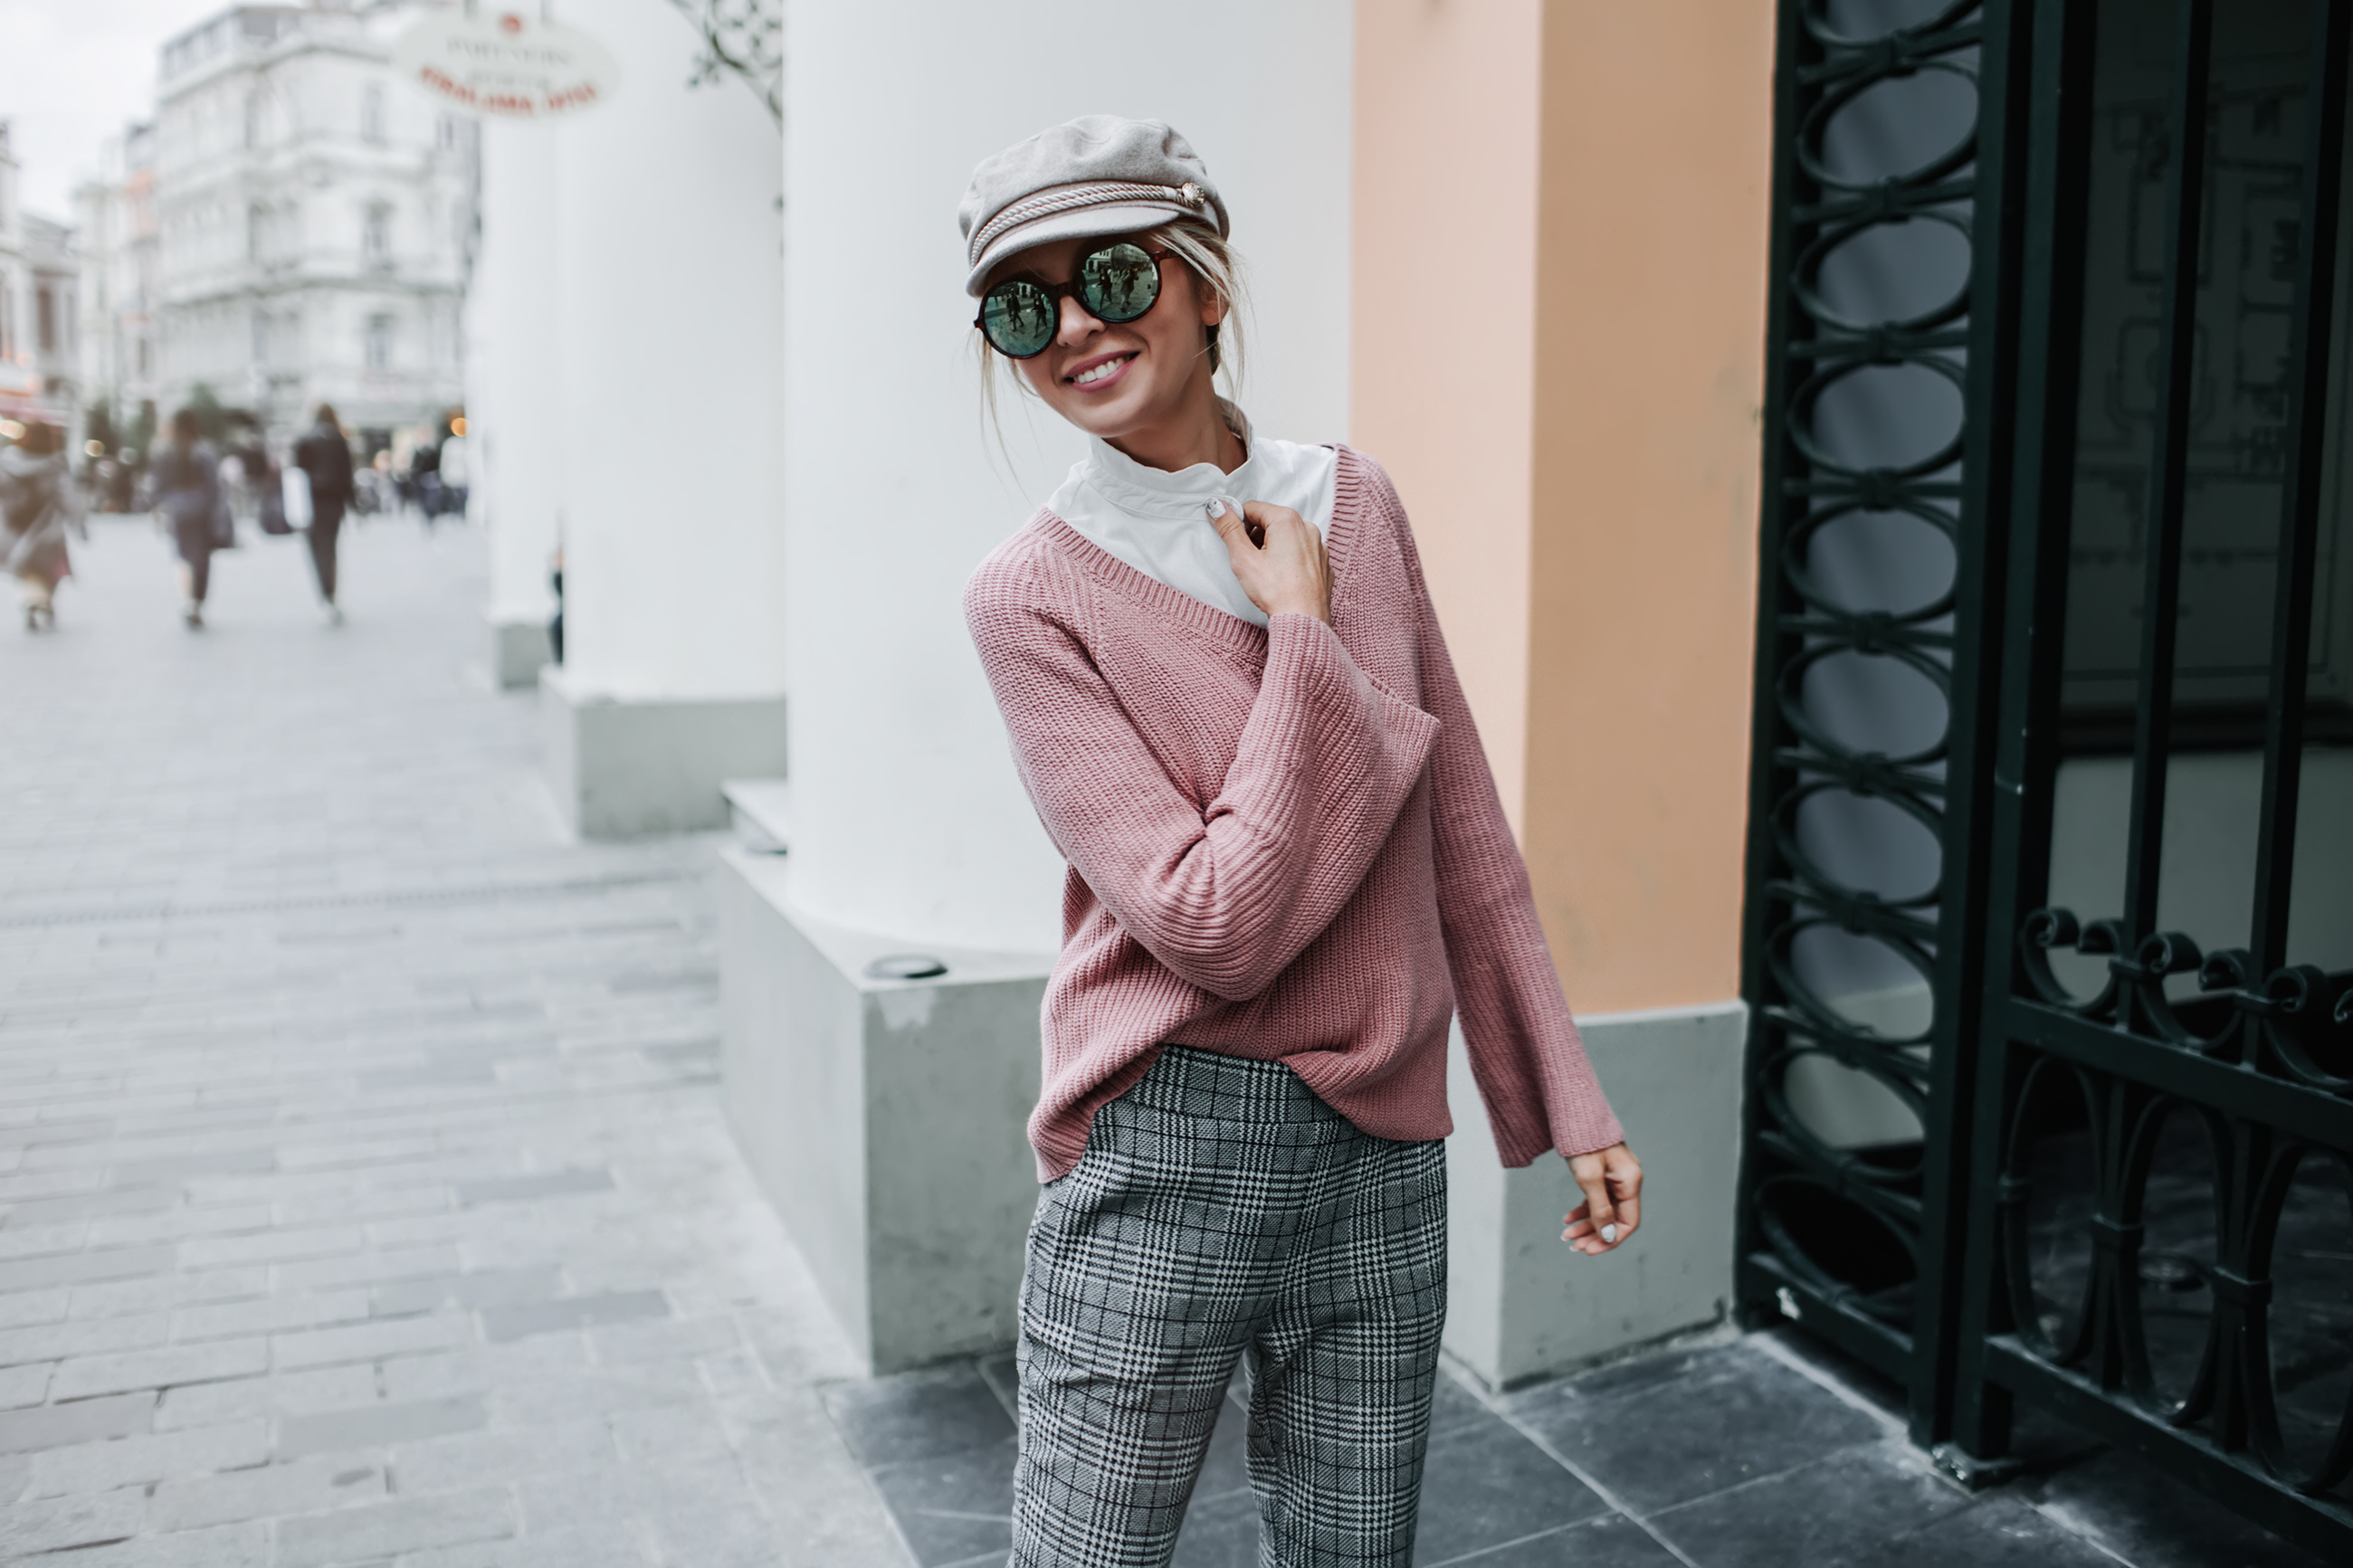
[723,0,1353,1372]
[536,0,788,835]
[470,119,564,688]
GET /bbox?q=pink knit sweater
[965,446,1624,1182]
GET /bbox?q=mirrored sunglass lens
[1081,245,1158,322]
[984,283,1054,356]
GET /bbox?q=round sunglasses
[976,242,1170,359]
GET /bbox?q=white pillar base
[538,668,789,839]
[718,847,1052,1374]
[488,614,553,690]
[1443,1001,1748,1389]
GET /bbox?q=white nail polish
[1600,1224,1618,1244]
[1204,499,1224,519]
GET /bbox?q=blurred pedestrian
[411,436,443,527]
[225,413,290,537]
[147,407,228,629]
[436,428,469,522]
[293,404,355,623]
[1,422,85,632]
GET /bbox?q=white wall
[778,0,1355,951]
[470,119,563,629]
[549,0,786,703]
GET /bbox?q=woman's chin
[1045,384,1165,442]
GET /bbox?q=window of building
[363,202,391,266]
[361,84,386,145]
[250,309,267,367]
[244,91,262,149]
[365,313,393,371]
[248,203,267,261]
[37,287,55,355]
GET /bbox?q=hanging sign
[393,10,621,119]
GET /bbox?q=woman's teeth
[1072,356,1129,385]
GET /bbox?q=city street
[0,516,906,1565]
[0,517,2329,1568]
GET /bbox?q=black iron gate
[1739,0,2353,1554]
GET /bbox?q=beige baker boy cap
[958,115,1230,298]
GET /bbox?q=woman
[1,422,82,632]
[961,117,1646,1567]
[147,407,226,628]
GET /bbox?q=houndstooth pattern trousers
[1012,1046,1449,1568]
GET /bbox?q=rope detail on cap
[969,180,1207,266]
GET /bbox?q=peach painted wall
[1353,0,1774,1014]
[1350,0,1546,831]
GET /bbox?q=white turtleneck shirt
[1045,412,1338,629]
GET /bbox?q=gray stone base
[539,669,788,839]
[718,846,1052,1374]
[488,615,553,690]
[1443,1000,1747,1389]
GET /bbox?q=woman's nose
[1055,293,1102,347]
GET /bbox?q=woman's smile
[1065,351,1138,390]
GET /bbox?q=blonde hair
[974,220,1249,432]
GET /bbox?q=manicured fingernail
[1561,1229,1573,1243]
[1601,1224,1618,1243]
[1205,499,1225,519]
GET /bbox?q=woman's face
[988,235,1224,445]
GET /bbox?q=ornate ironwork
[1748,0,2353,1551]
[662,0,781,126]
[1738,0,2022,1436]
[1947,0,2353,1551]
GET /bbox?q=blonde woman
[962,117,1644,1567]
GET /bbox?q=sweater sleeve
[1395,499,1624,1166]
[967,568,1440,1003]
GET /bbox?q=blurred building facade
[151,1,474,445]
[0,120,75,430]
[75,124,163,441]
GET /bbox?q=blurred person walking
[225,413,290,538]
[1,423,86,632]
[147,408,229,629]
[293,405,355,623]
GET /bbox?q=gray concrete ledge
[719,847,1052,1374]
[539,670,788,839]
[1444,1000,1748,1389]
[488,615,553,690]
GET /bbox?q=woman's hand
[1208,499,1330,624]
[1563,1143,1643,1257]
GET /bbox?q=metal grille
[1736,0,2019,1445]
[1746,0,2353,1552]
[1951,0,2353,1553]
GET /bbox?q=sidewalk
[0,518,904,1565]
[0,519,2325,1567]
[840,1324,2323,1568]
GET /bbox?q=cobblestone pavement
[0,518,907,1565]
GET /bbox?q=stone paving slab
[834,1327,2327,1567]
[0,519,908,1564]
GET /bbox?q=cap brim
[964,200,1202,296]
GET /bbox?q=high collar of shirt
[1045,403,1338,629]
[1081,402,1256,519]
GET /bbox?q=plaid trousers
[1012,1045,1449,1568]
